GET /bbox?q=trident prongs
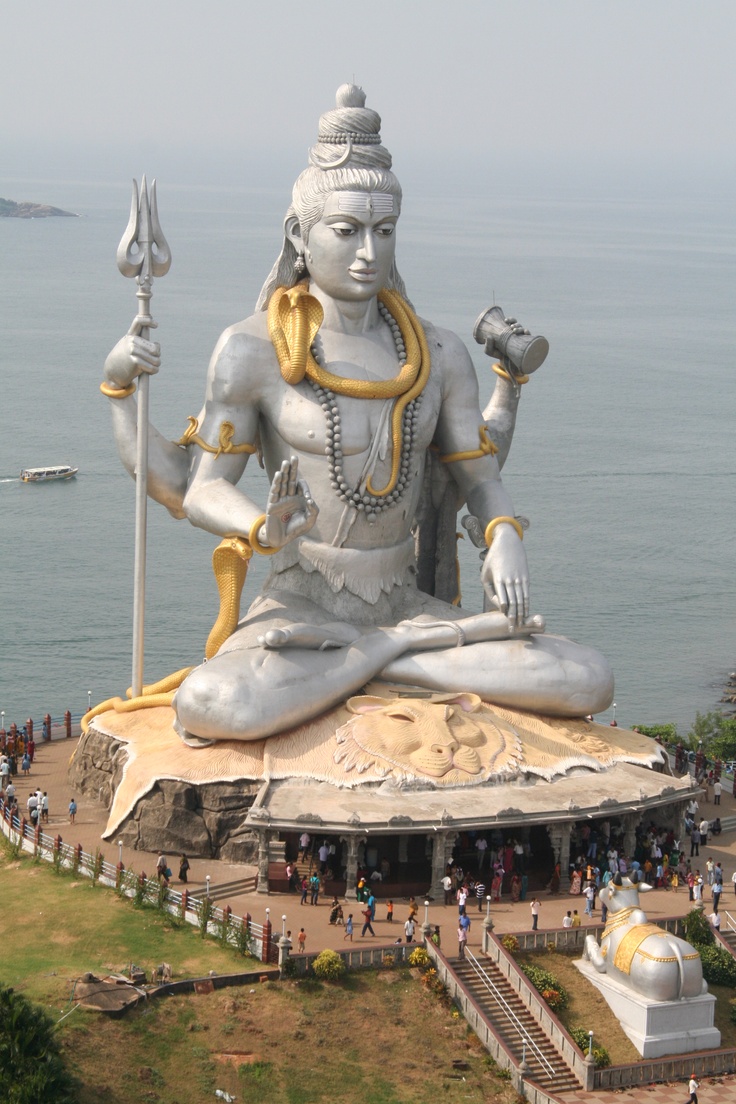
[114,176,172,699]
[117,177,171,332]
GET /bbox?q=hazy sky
[3,0,735,187]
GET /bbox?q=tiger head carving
[333,692,521,785]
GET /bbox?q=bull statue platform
[584,872,705,1002]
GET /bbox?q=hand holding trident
[116,177,171,698]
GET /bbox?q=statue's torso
[221,311,448,551]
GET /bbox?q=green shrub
[520,964,569,1010]
[407,946,430,968]
[569,1026,611,1068]
[683,908,715,947]
[698,944,736,986]
[0,986,78,1103]
[196,896,214,939]
[311,949,346,981]
[501,934,519,953]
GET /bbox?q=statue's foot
[258,621,362,651]
[395,611,545,650]
[172,714,215,749]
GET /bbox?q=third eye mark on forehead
[337,192,395,217]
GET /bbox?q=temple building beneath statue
[70,696,697,899]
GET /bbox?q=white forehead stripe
[338,192,395,216]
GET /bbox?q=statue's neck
[309,284,381,335]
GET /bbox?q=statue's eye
[375,224,394,237]
[332,225,356,237]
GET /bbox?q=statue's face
[303,191,398,301]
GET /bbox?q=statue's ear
[284,214,303,249]
[346,696,389,715]
[445,693,483,713]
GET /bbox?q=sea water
[1,173,734,732]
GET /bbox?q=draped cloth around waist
[268,536,416,606]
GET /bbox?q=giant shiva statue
[101,84,613,748]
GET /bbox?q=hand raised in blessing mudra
[258,456,319,551]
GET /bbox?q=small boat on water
[20,465,78,483]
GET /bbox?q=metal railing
[0,796,268,959]
[464,949,557,1081]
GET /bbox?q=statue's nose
[357,230,376,262]
[431,739,459,756]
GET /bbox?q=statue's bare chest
[261,356,441,458]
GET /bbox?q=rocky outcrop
[70,728,261,859]
[0,197,78,218]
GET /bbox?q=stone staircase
[450,952,582,1094]
[188,875,257,904]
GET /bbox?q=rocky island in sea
[1,197,78,218]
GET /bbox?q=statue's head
[256,84,407,308]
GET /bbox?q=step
[450,957,581,1089]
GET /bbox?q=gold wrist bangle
[484,516,524,547]
[100,381,136,399]
[492,362,529,385]
[248,514,278,556]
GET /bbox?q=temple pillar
[548,822,571,878]
[398,835,409,865]
[430,831,459,900]
[622,813,639,860]
[256,828,272,895]
[341,834,367,900]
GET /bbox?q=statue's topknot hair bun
[310,84,391,171]
[335,83,366,109]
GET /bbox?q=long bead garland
[310,300,422,523]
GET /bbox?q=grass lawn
[1,843,521,1103]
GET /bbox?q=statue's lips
[349,267,378,281]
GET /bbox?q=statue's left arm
[432,329,530,624]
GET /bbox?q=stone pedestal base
[575,958,720,1058]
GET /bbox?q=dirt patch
[213,1051,261,1067]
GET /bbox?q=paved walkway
[8,734,736,950]
[558,1079,736,1104]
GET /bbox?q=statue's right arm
[103,318,189,519]
[180,327,265,539]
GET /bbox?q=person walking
[714,778,722,805]
[530,898,541,930]
[584,881,595,917]
[457,922,468,959]
[68,797,77,824]
[344,914,354,941]
[475,880,486,912]
[178,854,190,883]
[362,907,376,938]
[404,917,415,943]
[686,1074,699,1104]
[712,879,722,913]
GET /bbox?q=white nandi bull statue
[584,872,706,1001]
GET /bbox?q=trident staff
[116,177,171,698]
